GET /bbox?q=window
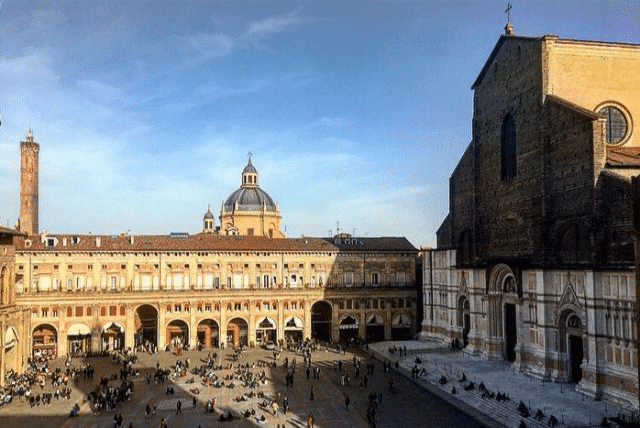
[110,276,117,289]
[227,276,232,288]
[345,272,353,287]
[372,272,379,286]
[500,114,517,181]
[247,228,254,236]
[76,306,83,317]
[598,105,629,144]
[263,275,270,288]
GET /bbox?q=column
[125,303,135,350]
[303,299,311,341]
[278,298,285,344]
[189,302,197,347]
[220,301,227,347]
[59,305,68,357]
[158,303,166,349]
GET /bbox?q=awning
[284,317,303,330]
[339,316,359,329]
[257,317,276,329]
[102,322,124,333]
[4,327,18,348]
[392,314,411,328]
[367,315,384,325]
[67,323,91,336]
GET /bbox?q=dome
[223,187,277,212]
[203,207,214,219]
[243,159,257,174]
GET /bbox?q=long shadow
[0,343,489,428]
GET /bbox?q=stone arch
[67,322,92,355]
[457,295,471,348]
[558,309,586,383]
[166,319,189,349]
[311,300,332,342]
[135,304,158,349]
[284,316,303,344]
[197,318,219,349]
[226,317,248,347]
[365,313,385,343]
[33,323,57,358]
[101,321,125,351]
[339,314,359,343]
[256,316,278,345]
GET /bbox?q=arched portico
[67,323,91,355]
[311,301,332,342]
[366,314,385,343]
[197,319,219,348]
[32,324,57,357]
[339,314,359,343]
[101,321,125,351]
[166,319,189,349]
[226,318,248,347]
[391,314,412,340]
[256,317,277,345]
[284,316,303,344]
[135,304,158,349]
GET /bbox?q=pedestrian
[159,417,168,428]
[152,405,157,416]
[176,400,182,414]
[193,396,197,409]
[310,385,314,401]
[283,397,289,414]
[306,367,310,380]
[345,395,350,410]
[306,412,314,428]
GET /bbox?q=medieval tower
[19,130,39,236]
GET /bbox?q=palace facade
[421,23,640,409]
[10,134,418,365]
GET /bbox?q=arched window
[501,114,517,181]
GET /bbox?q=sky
[0,1,639,247]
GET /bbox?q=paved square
[0,344,484,428]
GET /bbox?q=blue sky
[0,1,638,246]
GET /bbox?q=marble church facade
[421,24,640,410]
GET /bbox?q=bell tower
[19,129,39,235]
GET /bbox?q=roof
[14,234,417,253]
[545,95,601,120]
[606,146,640,168]
[471,34,542,89]
[223,187,277,212]
[0,226,26,237]
[243,159,257,174]
[472,33,640,90]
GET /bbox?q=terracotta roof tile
[15,234,416,253]
[607,147,640,167]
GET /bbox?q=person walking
[306,413,314,428]
[193,396,197,409]
[283,397,289,414]
[176,400,182,414]
[345,395,350,410]
[309,385,314,401]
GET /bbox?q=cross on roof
[505,3,512,22]
[247,151,253,161]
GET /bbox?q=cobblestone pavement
[0,344,487,428]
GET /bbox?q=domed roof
[223,187,277,212]
[203,206,214,219]
[243,159,257,174]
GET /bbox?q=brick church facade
[422,24,640,409]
